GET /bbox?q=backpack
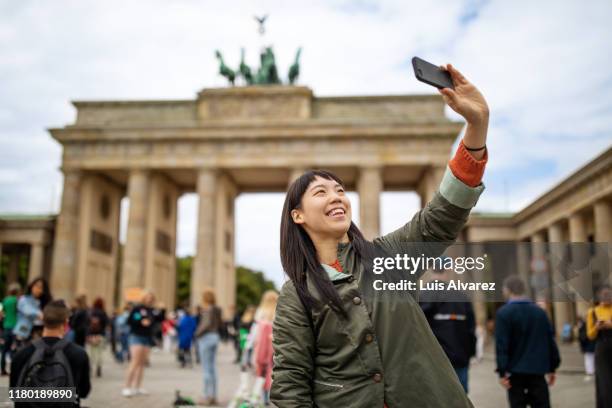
[17,338,75,389]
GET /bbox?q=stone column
[418,166,446,208]
[214,174,238,318]
[192,168,218,307]
[548,222,571,336]
[594,200,612,242]
[516,241,531,297]
[142,174,180,310]
[594,200,612,285]
[569,212,590,318]
[28,243,44,282]
[8,252,19,284]
[357,166,382,240]
[121,170,150,297]
[50,170,82,301]
[530,231,552,317]
[470,242,487,328]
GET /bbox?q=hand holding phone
[412,57,489,128]
[412,57,454,89]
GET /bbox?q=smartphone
[412,57,454,89]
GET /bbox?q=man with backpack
[10,300,91,407]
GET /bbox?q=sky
[1,0,611,289]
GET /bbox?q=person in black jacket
[495,275,561,408]
[69,295,89,348]
[122,291,158,398]
[10,300,91,407]
[87,297,109,378]
[420,261,476,393]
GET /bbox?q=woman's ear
[291,208,304,224]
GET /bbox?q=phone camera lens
[417,68,422,75]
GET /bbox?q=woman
[70,294,89,348]
[272,64,489,407]
[195,288,223,406]
[87,297,109,377]
[122,291,156,397]
[251,290,278,405]
[587,285,612,408]
[115,304,132,363]
[14,278,52,345]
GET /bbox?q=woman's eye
[315,190,325,195]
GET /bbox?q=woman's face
[143,293,155,307]
[292,176,352,239]
[31,281,44,298]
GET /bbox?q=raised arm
[374,64,489,258]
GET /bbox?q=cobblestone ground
[1,341,595,407]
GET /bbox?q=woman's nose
[329,192,343,203]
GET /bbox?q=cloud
[1,0,611,286]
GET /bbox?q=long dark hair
[280,170,377,318]
[26,277,52,309]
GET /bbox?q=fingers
[438,87,459,109]
[447,63,468,84]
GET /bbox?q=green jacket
[272,167,484,407]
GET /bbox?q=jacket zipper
[313,379,344,388]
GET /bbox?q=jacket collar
[321,263,351,282]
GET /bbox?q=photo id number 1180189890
[6,387,77,403]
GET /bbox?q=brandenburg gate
[49,86,462,312]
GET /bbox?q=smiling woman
[273,64,489,408]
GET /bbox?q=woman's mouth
[326,207,346,219]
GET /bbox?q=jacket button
[352,296,361,305]
[373,373,383,383]
[365,333,374,343]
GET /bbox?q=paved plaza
[1,341,595,407]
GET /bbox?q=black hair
[280,169,378,318]
[26,277,52,309]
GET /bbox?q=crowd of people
[0,276,280,407]
[156,289,279,406]
[417,272,612,408]
[0,272,611,407]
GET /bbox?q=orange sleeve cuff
[448,140,488,187]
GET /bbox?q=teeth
[328,208,344,216]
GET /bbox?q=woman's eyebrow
[308,183,326,192]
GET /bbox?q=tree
[174,257,277,314]
[236,265,277,314]
[176,256,193,307]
